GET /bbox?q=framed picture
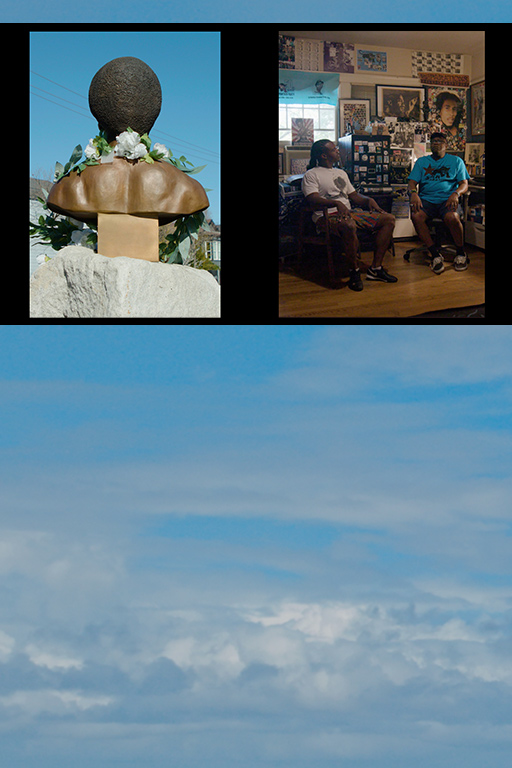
[470,80,485,136]
[291,117,314,146]
[339,99,370,136]
[357,49,387,72]
[376,84,424,121]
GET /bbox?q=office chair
[403,193,469,263]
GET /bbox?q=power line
[30,68,220,162]
[30,89,93,121]
[31,85,91,114]
[151,132,220,166]
[30,88,218,166]
[155,128,220,159]
[30,69,88,100]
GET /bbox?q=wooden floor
[279,239,485,319]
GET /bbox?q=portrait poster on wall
[291,118,314,146]
[376,85,424,121]
[426,86,467,151]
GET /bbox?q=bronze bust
[46,57,209,259]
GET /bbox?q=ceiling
[280,30,484,56]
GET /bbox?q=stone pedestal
[97,212,159,261]
[29,245,220,318]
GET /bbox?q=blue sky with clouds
[30,32,220,224]
[1,326,512,768]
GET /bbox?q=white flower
[153,143,169,158]
[115,130,148,160]
[85,139,100,160]
[131,143,148,159]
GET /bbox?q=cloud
[1,327,511,767]
[1,518,511,767]
[280,327,512,395]
[0,688,113,716]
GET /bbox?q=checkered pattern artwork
[412,51,463,77]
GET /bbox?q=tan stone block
[97,212,159,261]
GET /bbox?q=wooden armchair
[297,206,336,284]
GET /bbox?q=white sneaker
[430,254,444,274]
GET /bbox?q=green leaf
[183,164,206,175]
[68,144,83,166]
[178,237,190,260]
[93,135,111,155]
[140,133,152,151]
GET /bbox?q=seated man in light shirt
[301,139,397,292]
[408,132,470,274]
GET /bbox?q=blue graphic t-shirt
[408,154,470,204]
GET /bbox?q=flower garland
[39,128,211,265]
[54,127,206,181]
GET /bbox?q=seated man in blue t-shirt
[407,132,470,274]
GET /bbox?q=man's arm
[304,192,351,218]
[446,179,469,211]
[348,191,385,213]
[408,179,422,213]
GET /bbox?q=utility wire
[31,86,218,166]
[30,89,94,121]
[30,69,88,100]
[155,128,220,159]
[30,68,220,162]
[31,85,91,114]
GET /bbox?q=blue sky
[1,326,512,768]
[9,3,510,20]
[30,32,220,224]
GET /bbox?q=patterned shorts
[316,208,382,235]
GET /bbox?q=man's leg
[443,209,469,271]
[335,216,359,268]
[371,213,396,268]
[443,210,464,247]
[411,207,444,273]
[317,215,361,289]
[411,209,434,248]
[352,211,397,283]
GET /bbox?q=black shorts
[420,199,463,219]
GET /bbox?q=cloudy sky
[1,326,511,767]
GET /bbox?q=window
[279,103,336,143]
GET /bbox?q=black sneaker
[453,253,470,271]
[366,266,398,283]
[348,269,363,291]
